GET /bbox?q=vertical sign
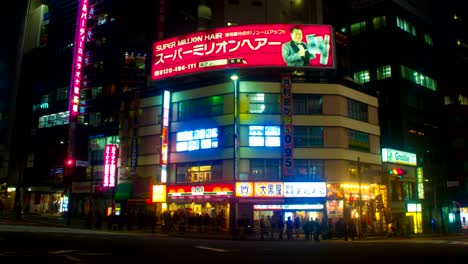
[160,90,171,183]
[417,167,424,199]
[104,144,118,187]
[281,74,294,177]
[68,0,89,122]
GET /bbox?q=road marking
[49,250,78,254]
[194,246,231,252]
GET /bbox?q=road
[1,224,467,263]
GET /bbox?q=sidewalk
[2,212,467,242]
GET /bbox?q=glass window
[377,65,391,80]
[293,160,324,181]
[372,16,386,29]
[350,21,366,36]
[347,99,368,122]
[401,65,437,91]
[348,129,370,151]
[293,95,322,115]
[424,33,433,46]
[178,95,224,121]
[56,87,68,101]
[248,93,280,114]
[396,16,416,36]
[176,161,222,183]
[176,128,219,152]
[248,126,280,147]
[249,159,280,181]
[293,126,323,147]
[353,70,370,83]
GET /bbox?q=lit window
[176,128,219,152]
[248,126,280,147]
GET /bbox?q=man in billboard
[281,26,315,66]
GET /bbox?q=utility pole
[358,157,363,239]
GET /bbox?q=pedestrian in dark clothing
[344,219,356,241]
[313,217,321,241]
[286,216,294,240]
[277,217,284,240]
[303,219,311,240]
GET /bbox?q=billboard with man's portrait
[151,24,334,81]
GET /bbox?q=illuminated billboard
[151,24,334,80]
[382,148,417,166]
[103,144,118,187]
[167,184,234,197]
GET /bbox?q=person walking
[313,217,321,242]
[286,216,294,240]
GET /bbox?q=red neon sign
[103,144,118,187]
[68,0,89,122]
[151,24,334,81]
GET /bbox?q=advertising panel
[167,184,234,197]
[103,144,118,187]
[152,24,334,80]
[382,148,417,166]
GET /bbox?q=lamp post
[230,74,239,238]
[357,157,363,239]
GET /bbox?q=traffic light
[388,168,406,179]
[65,158,75,167]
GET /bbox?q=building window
[176,161,222,183]
[372,16,386,30]
[248,126,280,147]
[250,159,280,181]
[348,129,370,151]
[350,21,366,36]
[247,93,280,114]
[401,65,437,91]
[176,127,219,152]
[353,70,370,83]
[293,94,322,114]
[294,160,324,181]
[396,16,416,36]
[56,87,68,101]
[177,95,224,121]
[347,99,368,122]
[424,33,433,46]
[377,65,391,80]
[293,126,323,147]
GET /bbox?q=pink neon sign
[151,24,334,81]
[103,144,118,187]
[68,0,89,122]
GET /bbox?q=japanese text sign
[152,24,334,80]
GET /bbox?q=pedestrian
[294,216,301,239]
[260,216,266,240]
[303,219,311,240]
[313,217,321,242]
[286,216,294,240]
[345,219,355,241]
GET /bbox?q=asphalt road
[1,225,467,263]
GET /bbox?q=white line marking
[194,246,230,252]
[49,250,78,254]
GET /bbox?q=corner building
[130,76,384,234]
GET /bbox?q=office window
[293,126,323,147]
[372,16,387,30]
[56,87,68,101]
[294,160,324,181]
[353,70,370,83]
[178,95,224,121]
[176,161,222,183]
[377,65,391,80]
[293,94,322,114]
[176,128,219,152]
[250,159,280,181]
[248,126,280,147]
[350,21,366,36]
[248,93,280,114]
[348,129,370,151]
[424,33,433,46]
[401,65,437,91]
[396,16,416,36]
[347,99,368,122]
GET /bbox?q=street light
[230,74,239,238]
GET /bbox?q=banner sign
[167,184,234,197]
[281,75,294,177]
[151,24,334,80]
[382,148,417,166]
[103,144,118,187]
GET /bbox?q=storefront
[166,183,233,231]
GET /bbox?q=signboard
[167,184,234,197]
[281,75,294,177]
[152,185,166,203]
[284,182,327,198]
[160,90,170,183]
[151,24,334,80]
[254,204,324,210]
[68,0,89,122]
[382,148,417,166]
[103,144,118,187]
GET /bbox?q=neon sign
[151,24,334,80]
[167,184,234,197]
[103,144,118,187]
[68,0,89,122]
[161,90,170,183]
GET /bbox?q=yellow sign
[152,185,166,203]
[254,182,284,197]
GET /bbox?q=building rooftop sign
[151,24,334,80]
[382,148,417,166]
